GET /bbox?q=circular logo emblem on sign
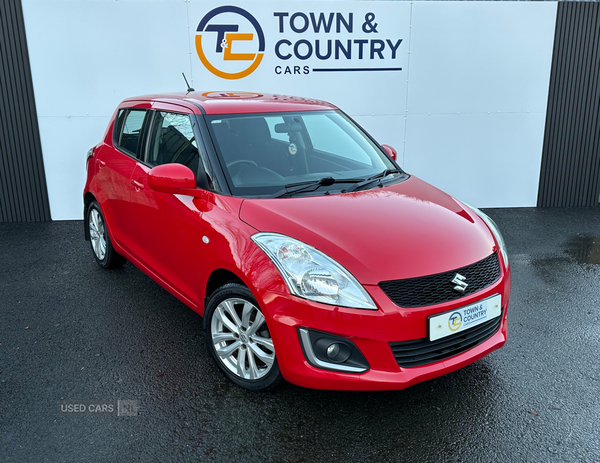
[288,143,298,155]
[195,6,265,80]
[448,312,462,331]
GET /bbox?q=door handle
[131,179,144,191]
[96,159,106,168]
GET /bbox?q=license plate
[428,294,502,341]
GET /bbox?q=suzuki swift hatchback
[84,91,510,391]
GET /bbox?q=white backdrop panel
[23,0,190,118]
[408,2,557,115]
[404,112,548,208]
[37,116,111,220]
[21,0,557,219]
[405,1,557,207]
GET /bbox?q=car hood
[239,176,497,285]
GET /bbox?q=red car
[83,91,510,391]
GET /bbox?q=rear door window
[114,109,148,158]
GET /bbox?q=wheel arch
[204,269,245,324]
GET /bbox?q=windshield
[205,110,404,197]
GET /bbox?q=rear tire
[87,201,126,269]
[205,283,283,391]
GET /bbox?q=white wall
[22,0,557,220]
[405,2,556,207]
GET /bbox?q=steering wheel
[226,160,258,177]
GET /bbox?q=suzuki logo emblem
[451,273,468,293]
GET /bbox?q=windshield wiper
[274,176,363,198]
[347,169,402,192]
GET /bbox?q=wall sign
[194,5,404,79]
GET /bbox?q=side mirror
[148,164,197,194]
[382,144,397,161]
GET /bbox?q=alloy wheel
[210,297,275,380]
[89,208,107,261]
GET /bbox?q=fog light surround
[298,328,369,373]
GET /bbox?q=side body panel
[89,121,138,254]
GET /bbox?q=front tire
[87,201,126,269]
[205,283,283,391]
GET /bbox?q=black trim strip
[313,67,403,72]
[538,2,600,207]
[0,0,51,222]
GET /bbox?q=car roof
[122,91,338,115]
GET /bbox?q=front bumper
[256,271,510,391]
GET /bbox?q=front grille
[389,309,503,368]
[379,252,501,308]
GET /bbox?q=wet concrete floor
[1,207,599,462]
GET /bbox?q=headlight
[460,201,509,268]
[251,233,377,310]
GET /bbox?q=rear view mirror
[382,144,397,161]
[274,122,302,133]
